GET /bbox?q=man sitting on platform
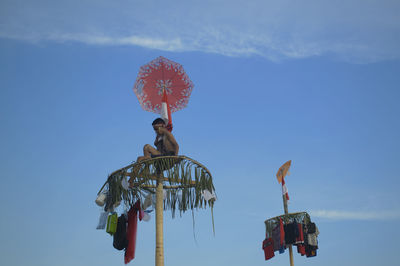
[136,118,179,162]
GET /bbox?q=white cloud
[310,209,400,220]
[1,0,400,63]
[47,33,185,51]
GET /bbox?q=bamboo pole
[282,194,294,266]
[155,174,164,266]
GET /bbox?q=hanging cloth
[296,223,306,255]
[272,218,286,252]
[96,211,108,230]
[106,213,118,235]
[262,238,275,260]
[297,243,306,256]
[279,218,285,246]
[124,201,143,264]
[113,214,129,250]
[284,220,299,245]
[306,224,319,247]
[295,223,304,244]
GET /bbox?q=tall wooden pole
[282,194,294,266]
[155,174,164,266]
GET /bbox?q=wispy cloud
[310,209,400,221]
[1,0,400,63]
[47,33,185,51]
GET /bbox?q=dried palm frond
[98,156,216,218]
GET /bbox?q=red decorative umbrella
[133,56,194,130]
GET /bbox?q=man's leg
[143,144,161,158]
[136,144,161,162]
[130,145,161,186]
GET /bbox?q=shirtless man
[136,118,179,162]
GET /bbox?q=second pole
[155,174,165,266]
[282,194,294,266]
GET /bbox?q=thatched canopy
[264,211,311,237]
[98,156,215,217]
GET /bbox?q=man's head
[152,118,166,132]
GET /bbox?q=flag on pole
[160,90,173,132]
[282,177,289,201]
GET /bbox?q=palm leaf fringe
[98,156,216,219]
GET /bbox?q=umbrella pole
[282,194,294,266]
[155,174,164,266]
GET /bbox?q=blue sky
[1,1,400,266]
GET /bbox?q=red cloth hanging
[262,238,275,260]
[125,201,143,264]
[296,223,306,255]
[279,218,285,246]
[296,223,304,244]
[297,244,306,256]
